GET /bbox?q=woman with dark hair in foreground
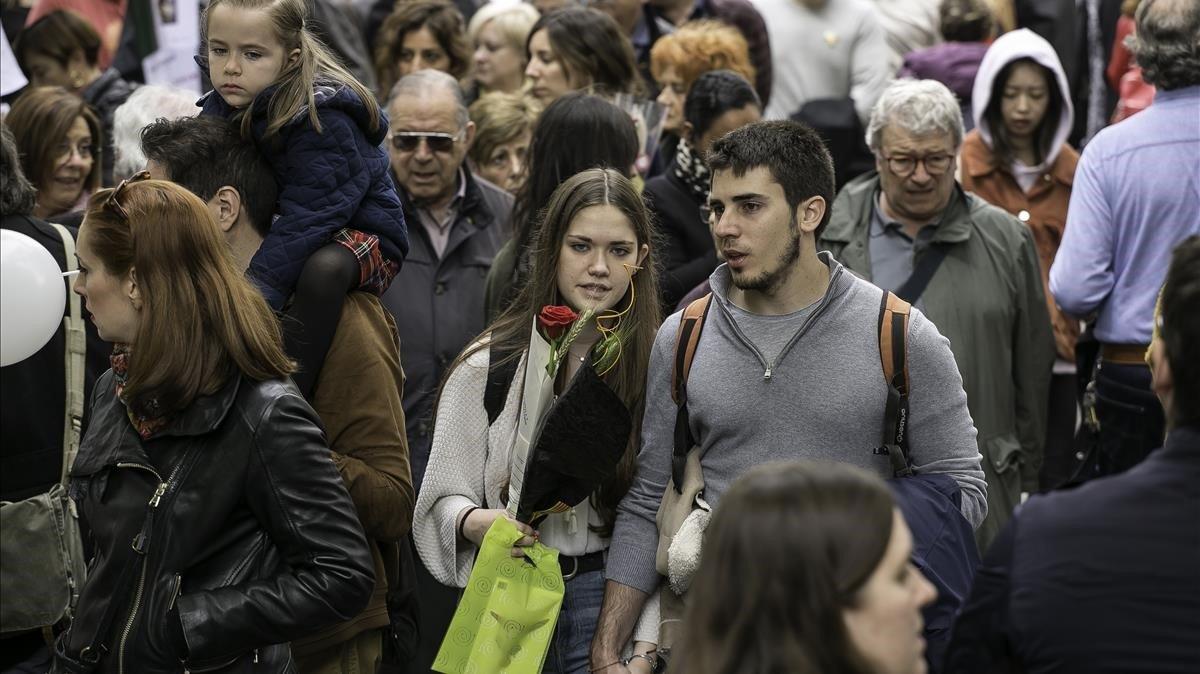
[674,461,936,674]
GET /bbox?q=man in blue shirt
[1049,0,1200,478]
[946,235,1200,673]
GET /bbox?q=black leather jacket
[54,372,375,673]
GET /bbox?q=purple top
[1049,86,1200,344]
[899,41,991,103]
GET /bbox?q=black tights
[283,243,359,399]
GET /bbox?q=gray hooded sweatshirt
[607,254,987,595]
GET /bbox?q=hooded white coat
[961,28,1081,362]
[971,28,1075,192]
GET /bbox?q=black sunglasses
[390,131,461,154]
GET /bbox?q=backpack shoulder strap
[50,223,85,484]
[671,294,713,406]
[876,291,913,478]
[484,345,520,426]
[669,294,712,489]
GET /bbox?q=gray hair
[386,70,470,129]
[112,85,199,181]
[0,121,36,215]
[1130,0,1200,91]
[865,79,964,152]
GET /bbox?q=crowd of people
[0,0,1197,672]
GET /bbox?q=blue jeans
[542,568,605,674]
[1092,361,1165,477]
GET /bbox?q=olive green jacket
[821,173,1054,498]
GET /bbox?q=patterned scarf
[671,138,711,205]
[111,345,170,440]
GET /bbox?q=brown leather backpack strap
[880,291,911,393]
[671,294,713,406]
[670,294,712,489]
[877,291,914,477]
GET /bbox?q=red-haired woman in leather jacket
[52,175,375,673]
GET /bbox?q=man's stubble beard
[730,214,801,296]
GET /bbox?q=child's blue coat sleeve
[248,107,396,309]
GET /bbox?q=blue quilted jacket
[199,83,409,309]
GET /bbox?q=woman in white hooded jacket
[958,27,1079,489]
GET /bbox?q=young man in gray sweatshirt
[589,120,986,671]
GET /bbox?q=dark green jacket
[821,173,1054,505]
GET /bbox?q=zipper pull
[149,482,168,508]
[763,368,772,381]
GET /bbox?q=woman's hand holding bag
[434,517,565,674]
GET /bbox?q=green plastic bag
[433,517,565,673]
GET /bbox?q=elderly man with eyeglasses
[822,79,1054,551]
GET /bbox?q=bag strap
[670,295,712,405]
[50,223,86,484]
[669,294,712,490]
[895,243,948,304]
[484,348,520,426]
[875,291,914,478]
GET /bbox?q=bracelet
[457,506,479,542]
[624,652,657,667]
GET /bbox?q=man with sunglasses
[379,68,513,671]
[822,79,1054,551]
[380,68,512,491]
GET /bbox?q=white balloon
[1,230,68,367]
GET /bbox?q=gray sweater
[607,255,987,594]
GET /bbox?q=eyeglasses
[55,141,94,161]
[390,131,463,154]
[881,153,954,177]
[102,170,151,221]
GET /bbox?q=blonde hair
[649,20,756,92]
[83,179,294,417]
[468,2,539,52]
[984,0,1016,33]
[203,0,381,139]
[467,91,541,170]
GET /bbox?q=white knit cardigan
[412,341,660,644]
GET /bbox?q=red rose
[538,305,578,340]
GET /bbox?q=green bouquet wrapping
[433,517,565,673]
